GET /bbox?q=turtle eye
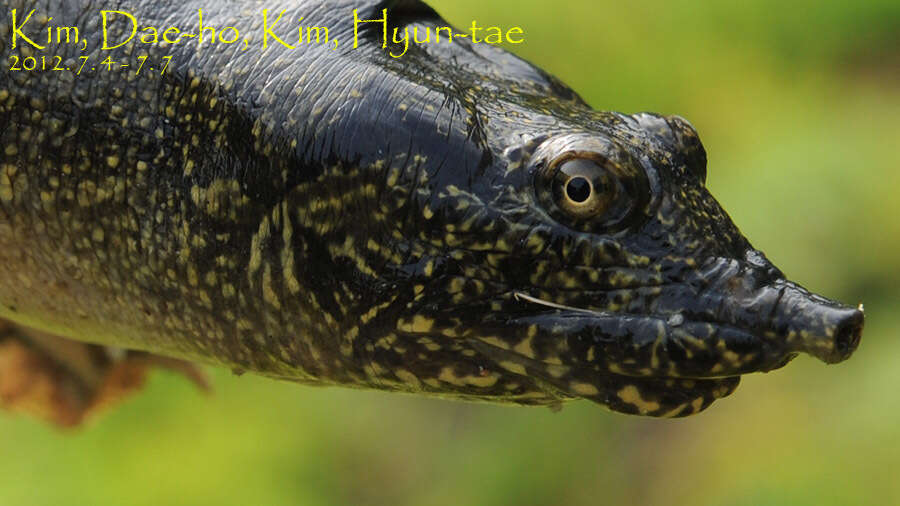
[565,176,591,202]
[554,159,614,219]
[535,154,650,232]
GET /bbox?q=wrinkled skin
[0,0,862,419]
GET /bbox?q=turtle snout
[824,306,864,363]
[771,282,864,365]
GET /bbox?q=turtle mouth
[392,272,862,417]
[488,293,788,379]
[485,282,864,381]
[458,283,862,417]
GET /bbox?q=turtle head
[382,109,862,417]
[521,112,864,371]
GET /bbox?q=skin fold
[0,0,863,420]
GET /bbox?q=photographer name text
[9,8,525,59]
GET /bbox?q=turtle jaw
[465,327,743,417]
[477,272,865,383]
[460,280,862,417]
[636,252,867,375]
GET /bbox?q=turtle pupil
[566,177,591,203]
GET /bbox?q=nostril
[764,281,864,365]
[832,309,864,362]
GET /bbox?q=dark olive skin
[0,0,863,417]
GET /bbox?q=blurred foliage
[1,1,898,505]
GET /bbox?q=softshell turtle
[0,0,863,424]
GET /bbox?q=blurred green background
[2,1,898,505]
